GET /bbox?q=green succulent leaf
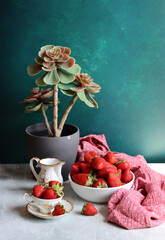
[24,103,42,113]
[43,69,60,85]
[70,86,84,92]
[63,64,81,75]
[60,89,76,96]
[58,69,75,84]
[24,98,38,104]
[35,56,44,65]
[44,100,54,106]
[35,73,48,86]
[40,45,54,51]
[27,63,42,76]
[86,92,98,108]
[77,91,95,108]
[58,83,72,90]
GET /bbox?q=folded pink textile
[78,134,110,161]
[108,153,165,229]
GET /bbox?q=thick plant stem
[58,94,78,136]
[52,84,59,137]
[41,106,53,137]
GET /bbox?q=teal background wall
[1,0,165,163]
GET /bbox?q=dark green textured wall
[1,0,165,163]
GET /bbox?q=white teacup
[23,192,64,214]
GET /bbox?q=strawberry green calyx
[97,182,108,188]
[115,158,126,165]
[85,173,96,186]
[91,155,100,161]
[51,183,64,197]
[81,202,88,214]
[57,202,66,213]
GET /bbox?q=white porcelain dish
[26,199,73,219]
[69,172,135,203]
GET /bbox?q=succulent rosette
[27,45,81,86]
[23,44,101,137]
[59,73,101,108]
[23,87,53,113]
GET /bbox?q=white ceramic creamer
[30,157,65,185]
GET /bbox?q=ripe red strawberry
[72,173,94,186]
[105,161,117,170]
[89,151,98,158]
[84,153,93,164]
[52,203,66,216]
[93,178,108,188]
[32,185,45,198]
[91,157,106,170]
[70,164,80,176]
[42,188,58,199]
[104,152,118,164]
[81,202,98,215]
[107,173,121,187]
[121,168,133,183]
[97,167,116,178]
[80,162,92,174]
[49,180,61,187]
[115,169,122,179]
[121,182,126,185]
[115,158,130,170]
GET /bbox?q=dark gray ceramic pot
[25,123,79,181]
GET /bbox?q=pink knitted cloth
[108,152,165,229]
[78,134,110,161]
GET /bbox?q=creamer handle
[30,157,40,181]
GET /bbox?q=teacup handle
[30,157,40,181]
[23,192,37,208]
[23,192,33,203]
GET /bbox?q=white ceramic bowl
[69,172,135,203]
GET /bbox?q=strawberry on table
[32,185,45,198]
[52,203,66,216]
[115,158,130,170]
[107,173,121,187]
[93,178,108,188]
[80,162,92,174]
[104,152,118,164]
[81,202,98,215]
[91,157,106,170]
[72,173,94,186]
[121,168,133,183]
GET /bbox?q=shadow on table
[99,205,125,229]
[11,205,43,222]
[0,164,34,181]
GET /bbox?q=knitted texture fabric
[78,134,110,161]
[108,153,165,229]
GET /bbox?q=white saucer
[26,199,74,219]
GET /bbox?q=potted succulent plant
[22,45,100,180]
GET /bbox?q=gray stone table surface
[0,164,165,240]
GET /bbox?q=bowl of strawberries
[23,180,64,214]
[69,151,135,203]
